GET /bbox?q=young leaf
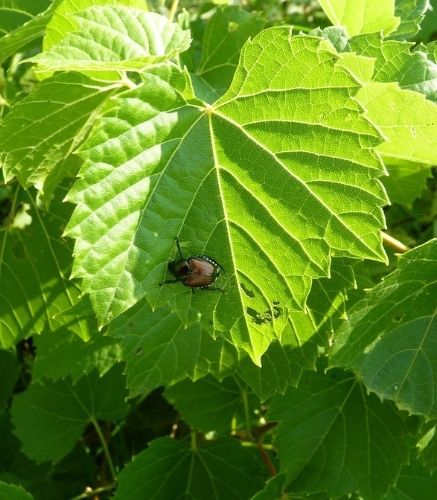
[109,301,237,398]
[11,365,128,463]
[318,0,400,36]
[31,6,191,75]
[0,73,116,191]
[330,239,437,418]
[113,437,265,500]
[268,370,411,499]
[66,28,388,363]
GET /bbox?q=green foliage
[330,240,437,418]
[113,437,265,500]
[0,0,436,498]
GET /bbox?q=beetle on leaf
[160,237,225,291]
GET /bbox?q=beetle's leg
[175,237,184,259]
[159,279,181,286]
[205,286,225,293]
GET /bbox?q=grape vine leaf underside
[330,239,437,418]
[66,27,388,363]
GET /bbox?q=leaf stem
[191,431,197,450]
[293,24,313,33]
[90,418,117,482]
[241,388,253,438]
[382,231,410,253]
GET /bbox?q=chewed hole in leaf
[240,283,255,298]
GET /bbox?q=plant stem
[168,0,179,21]
[70,484,115,500]
[257,441,277,477]
[382,231,410,253]
[90,418,117,482]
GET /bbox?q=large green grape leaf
[109,301,237,398]
[0,185,91,348]
[113,437,265,500]
[0,0,53,63]
[31,6,191,75]
[0,73,116,193]
[330,239,437,418]
[268,370,411,499]
[318,0,400,36]
[238,258,357,400]
[11,365,128,463]
[66,28,388,364]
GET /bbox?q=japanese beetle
[160,238,224,290]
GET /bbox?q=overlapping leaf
[348,33,437,206]
[0,73,116,192]
[0,0,53,62]
[109,302,237,397]
[269,370,411,498]
[66,28,388,363]
[186,6,266,102]
[31,6,191,74]
[165,376,258,434]
[330,239,437,418]
[0,185,91,348]
[0,482,32,500]
[357,81,437,168]
[392,0,429,39]
[349,33,437,103]
[113,437,265,500]
[43,0,147,49]
[11,365,128,463]
[318,0,400,36]
[32,327,121,383]
[0,411,94,499]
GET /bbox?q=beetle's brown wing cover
[184,258,217,287]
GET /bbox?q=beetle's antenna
[176,237,184,259]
